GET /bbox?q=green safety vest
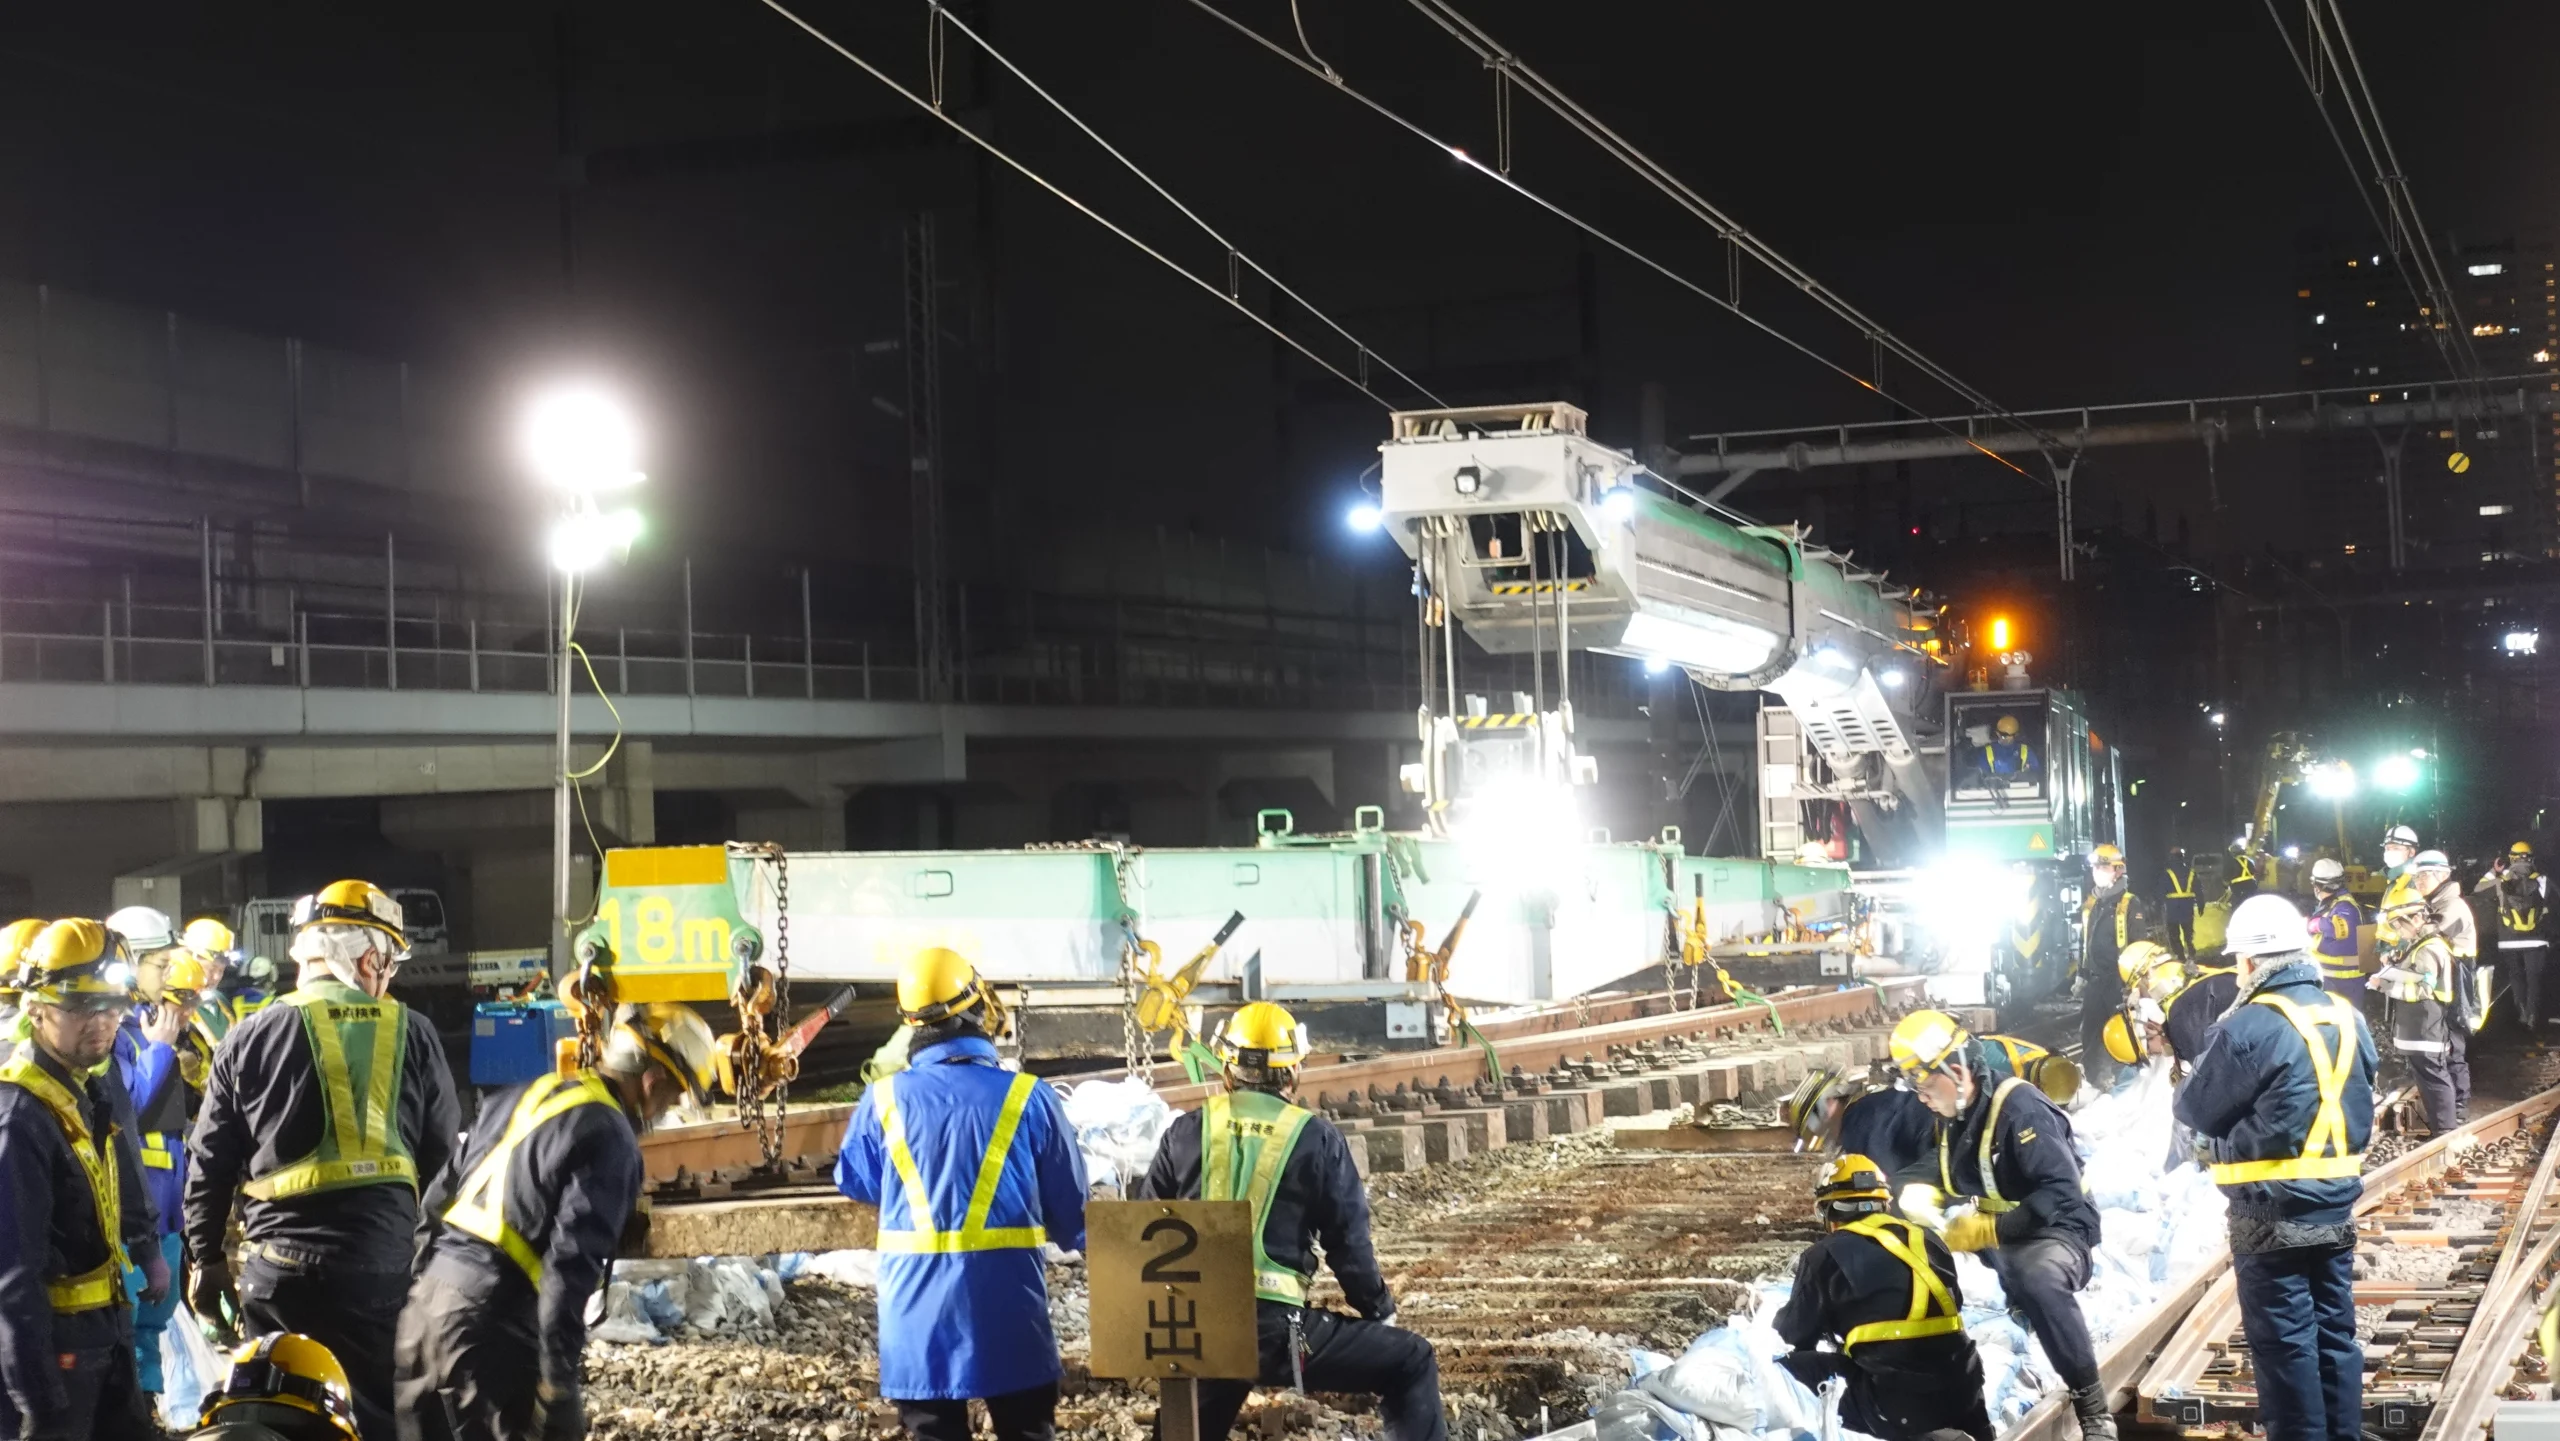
[444,1070,622,1285]
[1940,1076,2029,1214]
[242,982,417,1201]
[2209,992,2364,1187]
[1835,1215,1962,1350]
[0,1055,130,1312]
[192,995,233,1049]
[1202,1089,1317,1305]
[873,1069,1047,1255]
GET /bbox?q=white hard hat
[2225,893,2309,958]
[105,905,180,955]
[2383,825,2419,848]
[2412,849,2451,872]
[2310,857,2346,885]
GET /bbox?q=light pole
[521,385,646,975]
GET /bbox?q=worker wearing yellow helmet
[191,1332,359,1441]
[0,916,46,1065]
[2481,841,2550,1030]
[2078,843,2153,1088]
[0,918,162,1441]
[180,916,269,1035]
[1888,1009,2112,1441]
[1982,714,2035,779]
[1781,1066,1933,1177]
[1137,1000,1445,1441]
[184,881,459,1441]
[834,947,1087,1441]
[395,1002,716,1441]
[1772,1154,1995,1441]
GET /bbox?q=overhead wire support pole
[749,0,1420,410]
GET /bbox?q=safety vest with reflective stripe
[1201,1089,1317,1305]
[2504,901,2542,935]
[1835,1215,1963,1351]
[2083,892,2132,951]
[1983,742,2035,775]
[1941,1076,2028,1214]
[242,984,417,1201]
[2166,867,2197,901]
[0,1056,130,1313]
[443,1070,621,1286]
[191,996,232,1051]
[874,1069,1047,1255]
[2209,991,2365,1187]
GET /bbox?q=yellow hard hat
[1889,1009,1972,1079]
[2091,843,2125,868]
[1781,1066,1864,1148]
[292,880,408,957]
[1815,1153,1890,1219]
[602,1002,720,1102]
[183,916,238,957]
[163,950,211,996]
[1994,715,2021,738]
[2514,841,2536,859]
[201,1332,360,1439]
[0,919,46,975]
[1212,1000,1308,1083]
[2115,938,2174,989]
[2101,1011,2142,1067]
[17,919,134,1010]
[2023,1052,2083,1107]
[897,947,988,1025]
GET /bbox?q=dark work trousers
[393,1269,540,1441]
[2449,1023,2472,1121]
[2507,942,2551,1030]
[2077,978,2120,1090]
[2231,1243,2359,1441]
[2406,1049,2459,1133]
[1779,1341,1994,1441]
[1987,1237,2098,1392]
[2162,900,2196,959]
[2321,974,2366,1010]
[243,1251,412,1441]
[895,1383,1060,1441]
[0,1327,159,1441]
[1172,1305,1445,1441]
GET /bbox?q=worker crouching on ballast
[1887,1010,2113,1441]
[184,882,460,1441]
[1783,1067,1933,1177]
[2174,894,2375,1441]
[0,919,161,1441]
[1137,1001,1446,1441]
[394,1003,717,1441]
[836,949,1088,1441]
[194,1333,360,1441]
[1775,1154,1993,1441]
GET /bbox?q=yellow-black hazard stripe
[1488,580,1593,596]
[1458,714,1537,728]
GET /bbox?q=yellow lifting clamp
[1134,912,1245,1079]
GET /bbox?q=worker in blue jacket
[105,905,189,1406]
[2176,895,2375,1441]
[2305,860,2364,1002]
[835,949,1087,1441]
[0,919,162,1441]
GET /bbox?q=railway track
[1999,1087,2560,1441]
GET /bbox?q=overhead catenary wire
[748,0,1422,410]
[1169,0,2045,487]
[921,1,1441,407]
[1394,0,2082,467]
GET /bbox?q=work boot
[2070,1383,2118,1441]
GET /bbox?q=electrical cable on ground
[922,2,1439,407]
[749,0,1417,410]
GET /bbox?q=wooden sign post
[1085,1199,1259,1441]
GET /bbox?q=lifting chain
[732,845,792,1168]
[1109,844,1152,1079]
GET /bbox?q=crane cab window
[1952,696,2048,798]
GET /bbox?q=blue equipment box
[470,1000,576,1086]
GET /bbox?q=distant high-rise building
[2293,233,2560,564]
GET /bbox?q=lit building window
[2315,313,2327,324]
[2344,544,2358,555]
[2483,505,2515,516]
[2473,323,2509,336]
[2471,263,2508,275]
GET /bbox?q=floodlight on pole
[523,382,646,979]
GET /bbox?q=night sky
[5,0,2557,560]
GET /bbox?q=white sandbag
[1064,1077,1175,1195]
[1635,1333,1763,1427]
[802,1249,882,1288]
[158,1309,228,1427]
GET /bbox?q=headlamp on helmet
[1212,1001,1309,1086]
[16,919,135,1011]
[203,1332,360,1440]
[291,881,410,960]
[1815,1153,1891,1221]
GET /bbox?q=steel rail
[2099,1085,2560,1441]
[2422,1098,2560,1441]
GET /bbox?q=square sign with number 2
[1084,1199,1259,1380]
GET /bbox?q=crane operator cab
[1957,699,2048,795]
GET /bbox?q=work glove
[140,1247,171,1308]
[534,1383,588,1441]
[1941,1211,2003,1253]
[1897,1184,1948,1232]
[188,1258,239,1346]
